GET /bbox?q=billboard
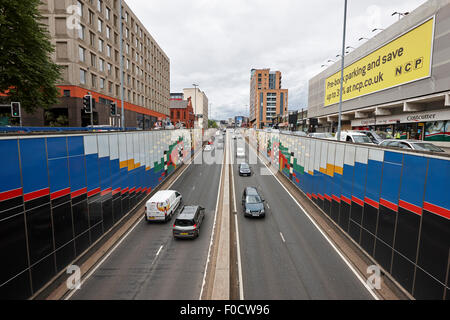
[324,17,434,107]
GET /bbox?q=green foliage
[208,119,218,128]
[0,0,61,113]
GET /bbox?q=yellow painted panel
[308,171,314,176]
[127,159,134,171]
[119,160,128,169]
[326,164,335,177]
[325,18,434,106]
[320,167,327,174]
[334,166,344,175]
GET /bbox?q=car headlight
[260,209,265,214]
[245,209,251,214]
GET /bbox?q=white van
[145,190,183,222]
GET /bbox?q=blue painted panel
[120,168,128,191]
[352,162,367,201]
[67,136,84,156]
[98,157,111,192]
[342,164,354,200]
[19,138,48,194]
[366,159,383,202]
[110,159,120,191]
[47,137,67,160]
[424,158,450,210]
[332,173,342,199]
[68,155,86,192]
[399,154,427,208]
[380,152,403,204]
[0,139,21,193]
[85,154,100,192]
[48,158,69,193]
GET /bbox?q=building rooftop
[170,100,189,109]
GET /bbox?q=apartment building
[183,87,209,129]
[31,0,170,128]
[250,69,288,129]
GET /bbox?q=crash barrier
[0,129,195,299]
[253,129,449,300]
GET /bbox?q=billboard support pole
[337,0,347,141]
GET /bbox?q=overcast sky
[126,0,428,120]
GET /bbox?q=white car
[338,131,373,144]
[236,147,245,158]
[204,145,214,152]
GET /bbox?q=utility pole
[119,0,125,130]
[337,0,347,141]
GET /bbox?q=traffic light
[11,102,21,117]
[83,95,92,113]
[110,102,117,116]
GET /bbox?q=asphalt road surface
[231,136,374,300]
[71,142,223,300]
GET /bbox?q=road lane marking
[155,245,164,257]
[230,138,244,300]
[280,232,286,243]
[65,146,204,300]
[247,140,380,300]
[199,135,226,300]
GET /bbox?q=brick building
[170,97,195,129]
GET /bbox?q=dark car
[242,187,265,218]
[173,206,205,239]
[239,163,251,176]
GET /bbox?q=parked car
[242,187,265,218]
[379,139,446,152]
[308,132,335,140]
[173,206,205,239]
[356,130,394,144]
[204,145,214,152]
[236,147,245,158]
[293,131,308,137]
[239,163,252,176]
[145,190,182,222]
[338,131,374,144]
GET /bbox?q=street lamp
[346,46,355,50]
[392,11,409,20]
[359,37,369,41]
[336,0,348,142]
[372,28,385,32]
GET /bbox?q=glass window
[97,0,102,12]
[79,46,85,62]
[80,69,86,84]
[98,18,103,32]
[98,38,103,52]
[78,24,85,40]
[106,7,111,20]
[100,78,105,89]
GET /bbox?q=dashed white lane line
[280,232,286,243]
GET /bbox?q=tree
[208,119,218,129]
[0,0,61,113]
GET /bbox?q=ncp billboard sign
[325,17,435,107]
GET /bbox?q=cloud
[125,0,428,120]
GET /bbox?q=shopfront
[352,109,450,145]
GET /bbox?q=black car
[242,187,265,218]
[239,163,251,176]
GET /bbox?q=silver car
[173,206,205,239]
[379,139,445,152]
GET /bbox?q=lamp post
[372,28,385,33]
[119,0,125,130]
[392,11,409,21]
[336,0,348,141]
[358,37,369,41]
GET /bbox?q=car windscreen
[246,195,262,204]
[240,164,249,170]
[412,143,444,152]
[175,219,195,226]
[353,135,371,143]
[376,131,393,140]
